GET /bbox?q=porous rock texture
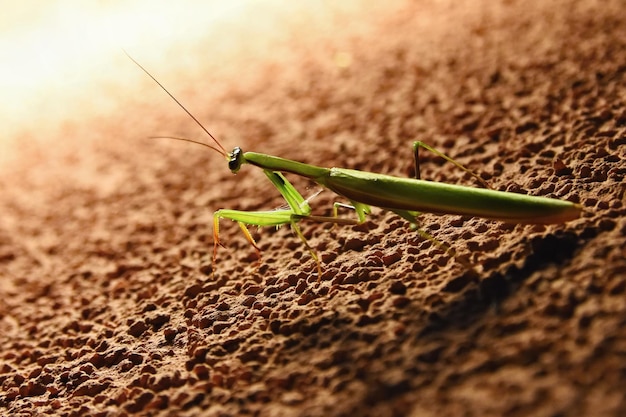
[1,1,625,416]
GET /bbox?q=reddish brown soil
[1,1,625,416]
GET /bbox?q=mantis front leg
[213,171,322,277]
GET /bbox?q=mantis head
[228,147,244,173]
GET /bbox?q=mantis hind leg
[390,209,474,270]
[412,141,490,189]
[409,142,491,270]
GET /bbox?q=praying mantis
[129,55,583,276]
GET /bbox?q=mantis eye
[228,147,243,173]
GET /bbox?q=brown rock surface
[1,1,625,416]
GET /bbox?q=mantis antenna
[125,50,229,158]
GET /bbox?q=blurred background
[0,0,397,167]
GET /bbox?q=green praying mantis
[129,55,583,277]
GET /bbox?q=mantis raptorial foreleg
[213,170,322,274]
[214,207,322,276]
[213,170,364,278]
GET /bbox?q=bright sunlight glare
[0,1,263,137]
[0,0,385,172]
